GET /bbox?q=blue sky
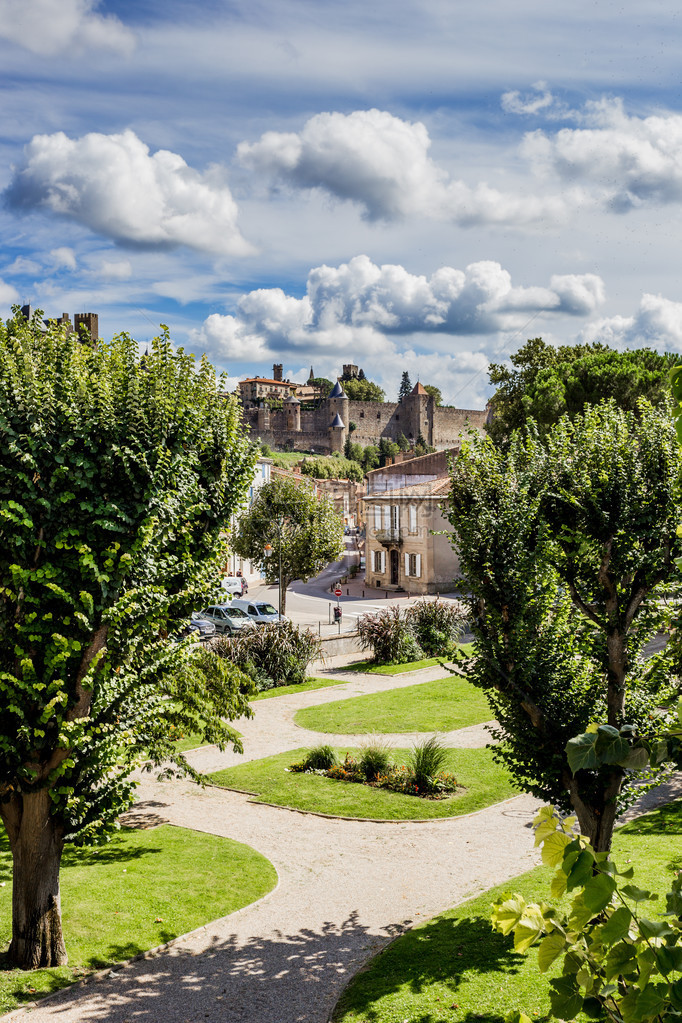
[2,0,682,406]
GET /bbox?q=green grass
[293,677,492,735]
[348,644,475,675]
[332,800,682,1023]
[251,677,347,701]
[210,746,518,820]
[0,824,277,1014]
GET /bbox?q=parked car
[172,615,216,642]
[197,604,257,634]
[220,575,245,595]
[228,598,288,625]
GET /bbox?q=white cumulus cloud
[522,98,682,209]
[0,0,135,56]
[580,293,682,350]
[0,278,20,305]
[238,108,572,225]
[190,255,605,364]
[5,130,252,256]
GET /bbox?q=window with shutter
[409,504,417,533]
[404,552,409,576]
[415,553,421,577]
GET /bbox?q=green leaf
[582,872,617,913]
[595,724,631,764]
[622,885,656,903]
[566,731,599,772]
[541,830,573,868]
[638,917,674,940]
[655,944,682,976]
[492,894,527,936]
[595,906,632,944]
[549,975,584,1020]
[566,849,596,892]
[604,941,638,981]
[538,931,567,973]
[634,982,668,1020]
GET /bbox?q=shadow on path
[20,914,411,1023]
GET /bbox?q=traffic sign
[334,588,342,597]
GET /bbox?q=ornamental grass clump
[409,736,452,793]
[406,599,465,657]
[358,737,393,781]
[357,606,423,664]
[289,744,337,772]
[213,620,321,690]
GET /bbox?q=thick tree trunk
[563,767,624,853]
[4,788,67,969]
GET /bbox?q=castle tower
[327,379,349,448]
[406,381,434,446]
[284,393,301,432]
[257,402,270,433]
[74,312,99,343]
[329,412,345,453]
[273,363,283,382]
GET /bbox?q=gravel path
[189,664,496,775]
[6,667,679,1023]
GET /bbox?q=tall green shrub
[213,620,321,689]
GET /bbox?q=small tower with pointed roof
[327,379,349,453]
[406,380,434,446]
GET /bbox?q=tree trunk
[3,788,67,969]
[563,767,624,853]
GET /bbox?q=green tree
[398,371,412,402]
[446,401,681,851]
[423,384,442,405]
[487,337,680,446]
[343,378,385,402]
[300,455,364,482]
[0,315,256,968]
[362,445,380,471]
[309,376,333,397]
[379,437,400,464]
[231,475,344,613]
[396,432,410,452]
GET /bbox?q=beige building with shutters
[363,476,460,594]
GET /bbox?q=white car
[197,604,256,634]
[220,576,245,595]
[228,598,288,625]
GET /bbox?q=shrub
[408,736,450,793]
[406,599,465,657]
[213,620,321,690]
[305,745,338,770]
[357,606,423,665]
[358,737,393,781]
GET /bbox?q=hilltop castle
[239,364,490,454]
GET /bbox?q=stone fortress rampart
[240,364,490,453]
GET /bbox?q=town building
[363,449,460,594]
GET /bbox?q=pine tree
[398,371,412,401]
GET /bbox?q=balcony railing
[375,527,404,546]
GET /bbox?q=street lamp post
[263,523,283,618]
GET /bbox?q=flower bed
[289,741,458,800]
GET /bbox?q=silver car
[228,599,288,625]
[198,604,256,635]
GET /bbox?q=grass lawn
[251,677,347,701]
[210,746,518,821]
[0,824,277,1014]
[332,800,682,1023]
[293,677,492,734]
[348,644,475,676]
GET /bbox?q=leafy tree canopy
[231,474,344,613]
[308,376,334,396]
[423,384,442,405]
[343,377,385,402]
[487,336,680,445]
[447,399,681,852]
[0,313,256,968]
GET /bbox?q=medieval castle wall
[241,385,489,454]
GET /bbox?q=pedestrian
[241,576,249,595]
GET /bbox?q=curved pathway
[189,663,496,776]
[6,667,678,1023]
